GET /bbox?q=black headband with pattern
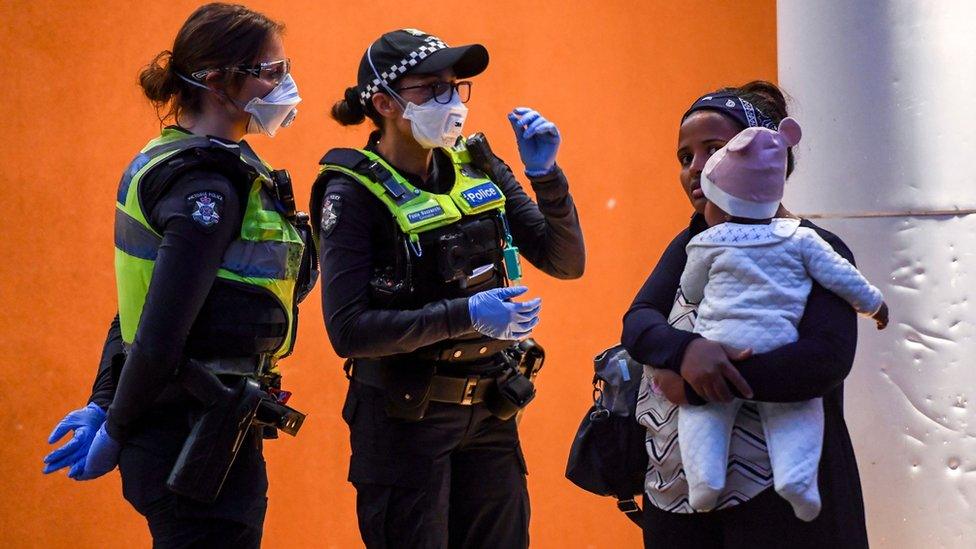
[682,92,777,130]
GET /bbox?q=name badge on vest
[407,205,445,224]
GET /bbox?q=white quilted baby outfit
[678,218,882,521]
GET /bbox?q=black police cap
[355,28,489,106]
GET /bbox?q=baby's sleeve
[679,242,715,305]
[799,229,884,316]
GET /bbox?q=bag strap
[616,497,643,527]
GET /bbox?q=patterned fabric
[682,92,778,131]
[739,97,763,128]
[637,287,774,513]
[681,218,883,353]
[637,218,881,513]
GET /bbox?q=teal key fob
[503,244,522,282]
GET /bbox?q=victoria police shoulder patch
[321,193,342,238]
[186,191,224,231]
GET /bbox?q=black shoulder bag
[565,344,649,527]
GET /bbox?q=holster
[484,339,546,420]
[514,339,547,422]
[166,358,306,503]
[516,338,546,381]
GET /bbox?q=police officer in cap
[42,4,317,547]
[314,28,586,548]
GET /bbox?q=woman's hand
[873,302,889,330]
[43,402,106,478]
[76,423,122,480]
[468,286,542,340]
[653,369,688,405]
[679,338,754,402]
[508,107,560,177]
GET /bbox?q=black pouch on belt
[485,364,536,421]
[379,357,436,421]
[166,359,265,503]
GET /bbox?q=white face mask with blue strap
[177,72,301,137]
[366,45,468,149]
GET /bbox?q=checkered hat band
[360,39,449,105]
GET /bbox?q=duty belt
[122,344,276,382]
[192,355,276,379]
[347,358,496,406]
[414,338,515,362]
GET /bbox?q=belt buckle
[617,498,640,514]
[460,375,480,405]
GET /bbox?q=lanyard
[498,211,523,283]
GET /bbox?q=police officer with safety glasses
[42,5,317,547]
[313,28,586,548]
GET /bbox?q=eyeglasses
[394,81,472,104]
[191,58,291,85]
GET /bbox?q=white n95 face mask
[402,92,468,149]
[176,72,301,137]
[242,73,301,137]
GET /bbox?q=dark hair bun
[737,80,789,121]
[139,50,179,104]
[330,86,366,126]
[734,80,795,176]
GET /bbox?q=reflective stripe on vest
[114,128,304,359]
[115,207,295,280]
[318,142,507,240]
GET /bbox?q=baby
[678,117,888,521]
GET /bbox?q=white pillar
[778,1,976,547]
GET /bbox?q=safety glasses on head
[394,81,472,105]
[191,58,292,86]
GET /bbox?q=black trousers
[643,488,846,549]
[343,381,530,549]
[117,410,268,549]
[138,497,262,549]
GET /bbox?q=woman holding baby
[622,81,881,549]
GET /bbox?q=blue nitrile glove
[468,286,542,340]
[43,402,105,478]
[75,422,122,480]
[508,107,561,177]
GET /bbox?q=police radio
[465,132,496,176]
[269,169,298,220]
[268,168,319,301]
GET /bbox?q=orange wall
[0,1,776,547]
